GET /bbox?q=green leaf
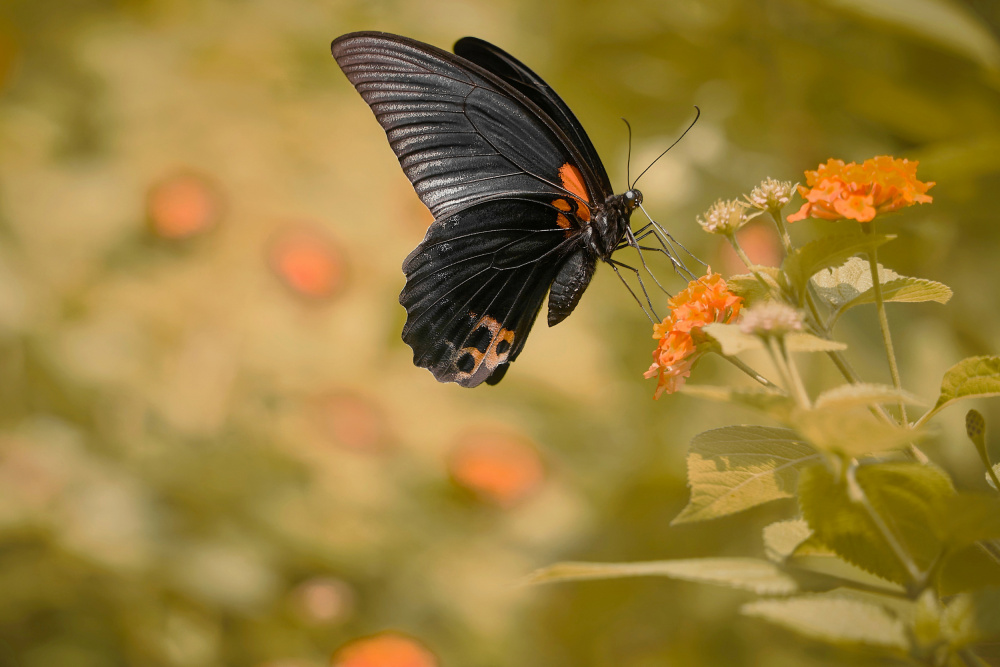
[943,589,1000,647]
[783,233,894,302]
[703,322,763,355]
[784,332,848,352]
[727,267,783,305]
[921,356,1000,424]
[798,463,954,585]
[933,494,1000,550]
[679,385,795,421]
[820,0,1000,71]
[742,594,909,650]
[812,256,902,307]
[673,426,821,524]
[814,383,925,411]
[812,257,952,326]
[791,407,923,456]
[763,519,813,562]
[938,543,1000,596]
[527,558,799,595]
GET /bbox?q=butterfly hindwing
[400,197,576,387]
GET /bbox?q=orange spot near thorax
[558,163,591,222]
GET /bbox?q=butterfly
[332,31,659,387]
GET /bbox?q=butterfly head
[623,189,643,213]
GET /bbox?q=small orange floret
[787,156,934,223]
[644,270,742,399]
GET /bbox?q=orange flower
[644,270,743,398]
[332,633,437,667]
[787,156,934,223]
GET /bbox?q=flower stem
[769,209,794,254]
[727,232,778,299]
[863,224,907,425]
[723,355,780,390]
[767,338,810,409]
[778,338,811,409]
[825,349,895,425]
[846,460,925,594]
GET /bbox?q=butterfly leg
[607,258,660,322]
[635,204,705,279]
[618,226,673,297]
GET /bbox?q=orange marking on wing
[455,314,516,379]
[552,198,572,212]
[558,163,590,203]
[556,213,572,230]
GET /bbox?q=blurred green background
[2,0,999,665]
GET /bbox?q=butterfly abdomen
[547,250,597,326]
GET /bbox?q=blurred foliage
[0,0,999,665]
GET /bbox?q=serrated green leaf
[703,322,763,355]
[784,332,848,352]
[527,558,799,594]
[791,407,923,456]
[793,534,839,558]
[783,233,894,302]
[913,590,943,649]
[727,267,783,305]
[679,385,794,421]
[943,589,1000,647]
[799,463,954,585]
[820,0,1000,71]
[933,494,1000,549]
[673,426,820,524]
[764,519,813,562]
[920,356,1000,425]
[814,383,926,411]
[812,257,901,307]
[939,543,1000,596]
[839,277,952,316]
[742,594,909,650]
[812,257,952,327]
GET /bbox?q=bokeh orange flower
[448,431,545,507]
[786,156,934,223]
[332,633,438,667]
[644,270,743,398]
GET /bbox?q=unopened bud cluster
[745,178,796,212]
[739,301,804,337]
[697,199,749,235]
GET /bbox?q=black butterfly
[332,31,659,387]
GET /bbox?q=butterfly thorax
[588,188,642,259]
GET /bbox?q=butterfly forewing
[453,37,612,197]
[331,33,599,219]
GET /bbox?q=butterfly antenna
[622,117,633,188]
[630,106,700,190]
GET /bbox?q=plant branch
[846,460,925,593]
[863,223,907,425]
[722,354,781,390]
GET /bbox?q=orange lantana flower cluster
[786,156,934,223]
[644,271,743,398]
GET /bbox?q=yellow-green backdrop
[1,0,998,665]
